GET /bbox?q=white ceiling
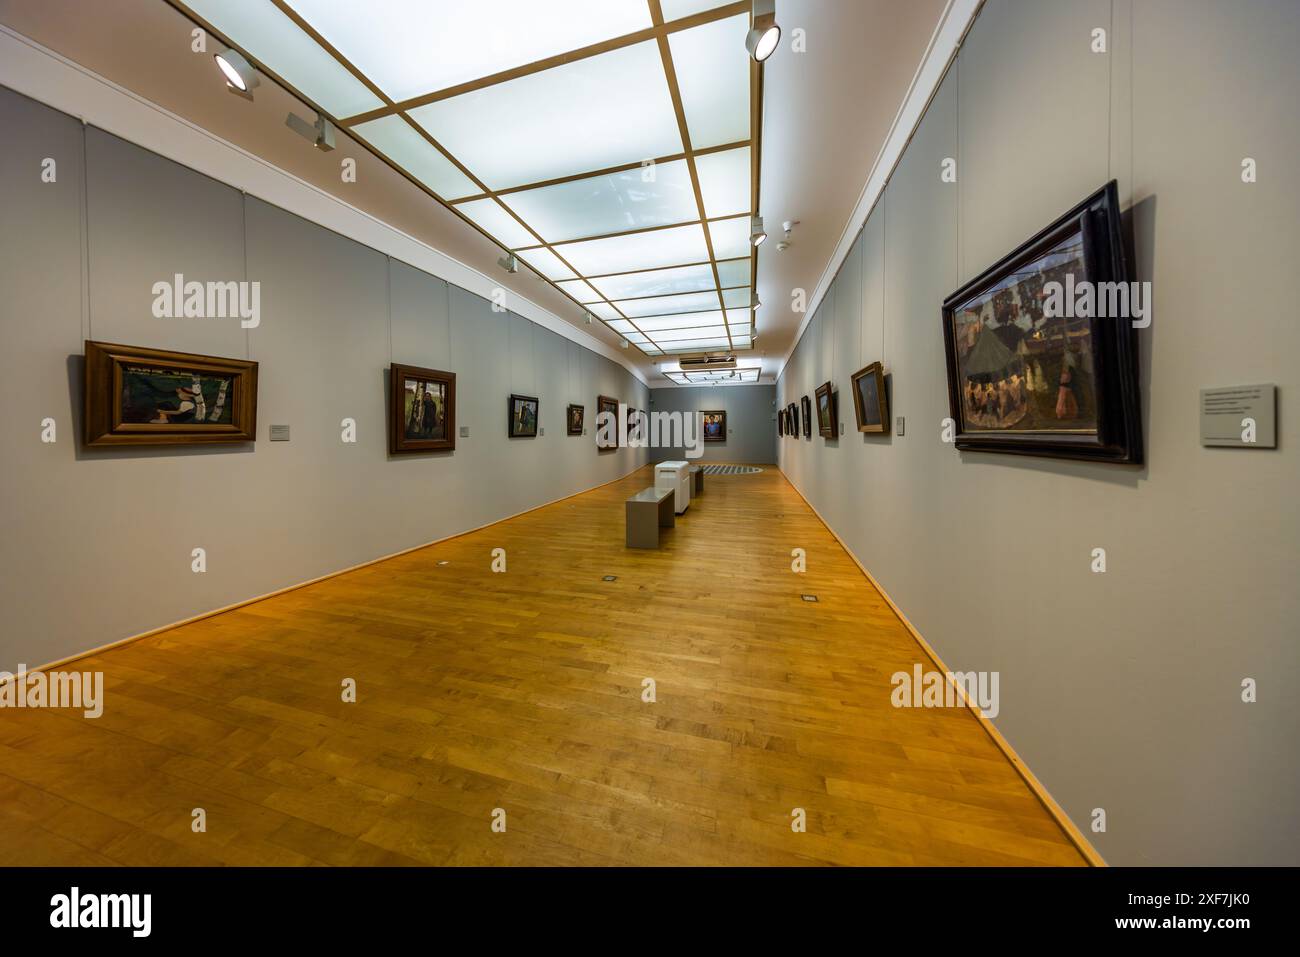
[0,0,955,386]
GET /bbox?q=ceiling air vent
[679,354,737,372]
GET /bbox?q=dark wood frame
[701,409,727,442]
[815,381,836,438]
[801,395,812,438]
[787,402,799,437]
[777,409,785,436]
[941,180,1142,463]
[389,363,456,454]
[850,361,890,434]
[596,394,619,448]
[84,340,258,447]
[508,393,539,438]
[566,403,585,435]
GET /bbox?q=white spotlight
[215,49,259,98]
[745,0,780,62]
[286,112,335,152]
[620,338,630,349]
[750,215,767,247]
[584,312,594,325]
[498,253,518,274]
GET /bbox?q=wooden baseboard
[778,466,1107,868]
[12,460,655,680]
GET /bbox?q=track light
[498,253,518,274]
[286,112,335,152]
[584,311,594,325]
[745,0,780,62]
[751,292,761,308]
[750,215,767,247]
[215,48,259,99]
[620,338,630,349]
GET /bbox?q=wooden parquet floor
[0,464,1085,866]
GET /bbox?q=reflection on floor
[0,465,1085,865]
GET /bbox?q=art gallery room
[0,0,1297,930]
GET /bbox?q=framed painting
[801,395,812,438]
[389,363,455,453]
[815,381,836,438]
[850,361,890,433]
[596,394,619,448]
[84,340,258,447]
[627,407,641,443]
[941,180,1142,463]
[787,402,799,437]
[508,394,539,438]
[702,410,726,442]
[566,403,584,436]
[777,409,785,436]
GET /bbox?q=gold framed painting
[83,340,258,447]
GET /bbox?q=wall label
[1200,384,1276,448]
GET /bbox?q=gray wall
[0,86,648,673]
[649,384,775,464]
[777,0,1299,866]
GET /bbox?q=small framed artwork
[787,402,799,437]
[597,395,619,448]
[83,340,258,447]
[815,381,837,438]
[801,395,812,438]
[508,394,539,438]
[850,361,890,433]
[941,180,1142,463]
[567,403,584,435]
[390,363,456,453]
[702,410,726,442]
[627,407,641,442]
[778,409,785,436]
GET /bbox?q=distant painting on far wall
[567,403,584,435]
[702,410,726,442]
[389,363,455,453]
[815,381,836,438]
[801,395,812,438]
[850,361,890,433]
[84,340,258,447]
[509,394,539,437]
[597,395,619,448]
[941,180,1142,462]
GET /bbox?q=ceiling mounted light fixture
[214,48,259,98]
[750,215,767,247]
[285,112,336,152]
[745,0,781,63]
[498,253,519,274]
[584,312,594,325]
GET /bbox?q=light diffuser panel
[556,279,603,303]
[351,115,478,198]
[186,0,384,117]
[556,223,709,276]
[501,160,698,243]
[588,263,717,299]
[613,291,722,318]
[715,257,752,287]
[667,14,751,149]
[630,310,727,332]
[290,0,653,104]
[454,198,537,249]
[409,41,682,190]
[694,147,751,218]
[707,216,751,259]
[516,247,576,281]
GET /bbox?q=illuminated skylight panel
[409,41,682,190]
[659,0,736,20]
[631,310,727,333]
[555,223,709,275]
[694,147,751,218]
[721,286,752,307]
[659,337,732,352]
[667,13,751,149]
[715,257,752,287]
[350,115,478,198]
[454,198,537,248]
[516,247,576,281]
[501,160,698,243]
[613,290,722,318]
[288,0,653,104]
[588,263,717,299]
[556,279,603,303]
[586,302,622,321]
[707,215,751,259]
[186,0,384,117]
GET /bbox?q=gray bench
[690,465,704,496]
[626,486,675,548]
